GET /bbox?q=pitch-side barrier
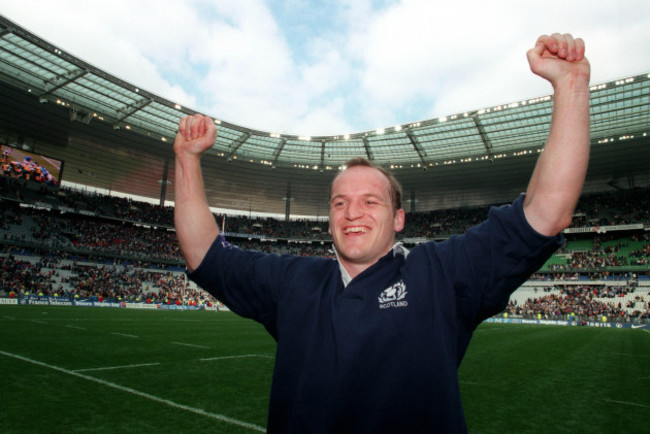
[485,317,649,330]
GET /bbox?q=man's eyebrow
[362,193,384,200]
[330,193,386,203]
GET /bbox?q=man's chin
[337,250,366,264]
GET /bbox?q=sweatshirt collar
[333,242,409,288]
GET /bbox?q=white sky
[1,0,649,136]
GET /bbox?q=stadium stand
[1,174,649,323]
[1,14,648,328]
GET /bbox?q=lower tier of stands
[2,250,648,324]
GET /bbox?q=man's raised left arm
[523,33,591,236]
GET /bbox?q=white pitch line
[66,325,86,330]
[111,332,139,338]
[603,399,650,409]
[170,341,211,349]
[74,362,161,372]
[0,349,265,432]
[41,156,62,170]
[200,354,274,362]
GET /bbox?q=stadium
[1,12,649,433]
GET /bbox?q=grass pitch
[1,305,648,433]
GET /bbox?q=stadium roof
[1,14,649,218]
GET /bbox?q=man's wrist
[175,148,203,165]
[551,69,590,94]
[552,81,590,110]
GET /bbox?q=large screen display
[1,144,64,186]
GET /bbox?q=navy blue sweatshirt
[189,195,562,433]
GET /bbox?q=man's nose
[345,200,363,220]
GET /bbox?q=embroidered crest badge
[378,280,408,309]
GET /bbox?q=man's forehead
[330,166,391,197]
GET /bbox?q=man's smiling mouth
[344,227,368,234]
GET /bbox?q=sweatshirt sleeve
[447,194,563,326]
[186,234,292,338]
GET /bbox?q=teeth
[345,227,366,233]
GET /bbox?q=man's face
[328,166,405,277]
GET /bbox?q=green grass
[1,306,648,433]
[459,325,649,433]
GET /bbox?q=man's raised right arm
[174,114,220,271]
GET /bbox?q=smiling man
[328,158,405,280]
[175,33,590,433]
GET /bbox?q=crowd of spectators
[1,254,43,297]
[399,206,488,238]
[2,175,650,320]
[548,234,649,271]
[530,272,639,282]
[2,203,184,262]
[630,236,650,265]
[553,250,630,270]
[506,284,650,323]
[571,188,650,227]
[0,252,219,307]
[3,175,650,240]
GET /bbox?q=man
[174,33,590,433]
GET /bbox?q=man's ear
[394,209,405,232]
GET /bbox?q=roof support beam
[405,131,427,167]
[227,132,251,161]
[471,115,493,158]
[272,139,286,168]
[362,137,374,160]
[113,98,153,129]
[320,140,326,172]
[38,69,88,101]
